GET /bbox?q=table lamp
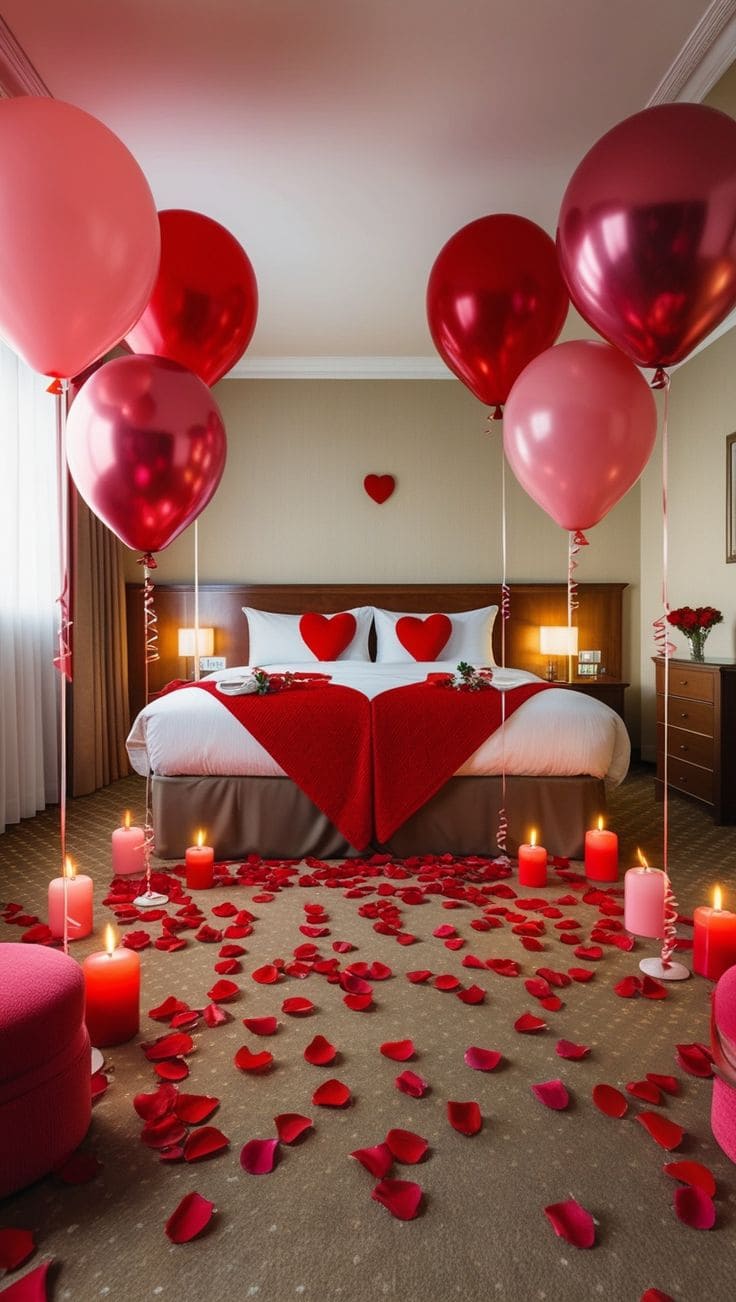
[178,626,215,679]
[539,625,578,682]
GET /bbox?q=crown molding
[0,16,51,97]
[648,0,736,104]
[227,355,454,380]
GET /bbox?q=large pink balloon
[0,97,160,378]
[557,103,736,370]
[66,356,227,554]
[503,340,657,531]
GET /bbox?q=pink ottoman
[711,964,736,1163]
[0,942,91,1197]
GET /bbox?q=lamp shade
[178,627,214,657]
[539,625,579,656]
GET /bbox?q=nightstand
[550,677,629,720]
[654,657,736,823]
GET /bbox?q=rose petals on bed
[371,1177,423,1220]
[447,1100,482,1135]
[275,1113,313,1145]
[351,1143,393,1178]
[165,1191,215,1243]
[312,1078,352,1107]
[182,1126,230,1162]
[636,1112,684,1150]
[380,1039,415,1061]
[205,979,240,1003]
[0,1227,35,1271]
[240,1137,280,1175]
[592,1084,628,1118]
[663,1160,716,1197]
[234,1046,274,1073]
[514,1012,547,1033]
[531,1080,569,1110]
[395,1070,429,1098]
[464,1046,503,1072]
[543,1198,596,1248]
[174,1093,220,1125]
[675,1043,713,1077]
[385,1129,428,1164]
[304,1035,338,1065]
[673,1185,716,1230]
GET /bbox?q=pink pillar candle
[48,861,93,940]
[185,831,214,890]
[693,888,736,981]
[112,811,145,876]
[584,819,619,882]
[83,926,140,1047]
[624,866,666,938]
[518,832,548,888]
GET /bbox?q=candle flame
[63,855,76,880]
[196,828,206,848]
[123,809,131,830]
[714,884,723,912]
[597,815,604,832]
[529,828,537,848]
[636,848,649,870]
[104,924,117,956]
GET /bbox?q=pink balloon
[0,97,160,378]
[66,356,227,554]
[503,340,657,531]
[557,103,736,370]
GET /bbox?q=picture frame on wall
[727,432,736,564]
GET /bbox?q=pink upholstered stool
[0,942,91,1197]
[711,964,736,1163]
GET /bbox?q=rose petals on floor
[379,1039,415,1061]
[0,1227,35,1272]
[395,1070,429,1098]
[673,1185,716,1230]
[351,1143,393,1178]
[556,1039,590,1060]
[182,1126,230,1162]
[274,1114,313,1145]
[464,1046,503,1072]
[312,1078,352,1107]
[384,1129,429,1164]
[371,1177,423,1220]
[531,1079,569,1110]
[662,1160,716,1197]
[240,1137,280,1175]
[592,1084,628,1118]
[543,1198,596,1249]
[165,1191,215,1243]
[447,1100,482,1135]
[636,1112,685,1151]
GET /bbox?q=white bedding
[126,662,630,788]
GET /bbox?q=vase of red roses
[667,605,723,662]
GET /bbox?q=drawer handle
[679,712,689,719]
[679,774,687,784]
[679,679,688,686]
[679,744,688,752]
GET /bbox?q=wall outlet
[199,656,226,671]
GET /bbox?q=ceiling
[1,0,735,376]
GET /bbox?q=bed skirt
[151,773,605,861]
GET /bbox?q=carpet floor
[1,765,735,1302]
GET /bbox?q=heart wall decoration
[364,474,395,504]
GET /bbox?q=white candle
[48,856,94,941]
[112,810,145,876]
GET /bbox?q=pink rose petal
[165,1191,215,1243]
[371,1177,423,1220]
[274,1113,313,1144]
[531,1079,569,1110]
[395,1070,429,1098]
[351,1142,393,1178]
[380,1039,415,1061]
[556,1039,590,1061]
[240,1137,280,1174]
[447,1100,482,1135]
[674,1185,716,1230]
[544,1197,596,1248]
[464,1046,503,1072]
[385,1128,428,1164]
[312,1078,351,1107]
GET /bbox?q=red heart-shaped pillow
[364,474,395,504]
[299,612,357,660]
[396,614,452,661]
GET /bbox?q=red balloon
[503,339,657,532]
[125,209,258,386]
[66,355,227,553]
[426,214,568,408]
[557,103,736,370]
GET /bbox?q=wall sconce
[178,627,215,679]
[539,625,578,682]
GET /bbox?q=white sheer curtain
[0,339,59,832]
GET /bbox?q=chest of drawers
[655,658,736,823]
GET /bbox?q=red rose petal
[540,995,563,1012]
[194,924,223,943]
[351,1143,393,1178]
[464,1046,503,1072]
[674,1185,716,1230]
[148,996,189,1022]
[573,945,603,961]
[640,974,667,1000]
[433,974,461,991]
[332,940,355,953]
[214,958,241,975]
[486,958,521,977]
[122,929,151,951]
[203,1002,230,1028]
[395,1070,429,1098]
[282,996,314,1016]
[385,1128,428,1164]
[626,1080,662,1105]
[0,1228,35,1271]
[514,1012,547,1033]
[457,984,486,1005]
[143,1032,195,1061]
[205,979,240,1003]
[663,1160,716,1197]
[525,977,552,999]
[182,1126,229,1162]
[640,1292,675,1302]
[53,1150,103,1184]
[90,1070,109,1100]
[521,937,545,952]
[251,964,280,984]
[447,1099,482,1135]
[675,1043,713,1077]
[240,1137,280,1175]
[312,1078,351,1107]
[134,1083,178,1121]
[211,902,238,917]
[380,1039,415,1061]
[344,993,373,1011]
[531,1079,569,1110]
[614,976,641,998]
[154,1058,189,1081]
[0,1260,51,1300]
[304,1034,337,1065]
[243,1016,278,1036]
[544,1197,595,1248]
[647,1073,679,1095]
[592,1083,628,1118]
[371,1177,423,1220]
[235,1045,273,1073]
[155,936,187,953]
[568,967,596,983]
[368,962,392,980]
[170,1009,201,1031]
[406,969,432,984]
[165,1191,215,1243]
[141,1115,188,1150]
[174,1093,220,1125]
[274,1113,313,1144]
[637,1111,684,1150]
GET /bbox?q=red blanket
[170,680,373,851]
[370,681,552,842]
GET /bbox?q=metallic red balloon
[125,209,258,386]
[66,355,227,553]
[426,214,569,408]
[557,103,736,370]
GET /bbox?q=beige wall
[124,377,642,738]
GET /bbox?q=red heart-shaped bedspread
[396,613,451,661]
[364,474,395,504]
[299,612,357,660]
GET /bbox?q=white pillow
[242,606,373,664]
[373,605,498,664]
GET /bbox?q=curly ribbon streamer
[567,529,588,618]
[660,873,679,967]
[135,552,166,904]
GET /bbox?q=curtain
[0,341,59,832]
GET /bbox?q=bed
[125,582,631,860]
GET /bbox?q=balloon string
[143,768,155,899]
[652,370,676,966]
[194,519,201,682]
[567,530,587,681]
[496,447,509,859]
[52,382,72,934]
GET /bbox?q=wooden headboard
[125,581,627,721]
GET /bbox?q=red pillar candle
[186,829,214,889]
[112,809,145,876]
[693,886,736,981]
[83,925,140,1047]
[518,829,547,888]
[584,816,619,882]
